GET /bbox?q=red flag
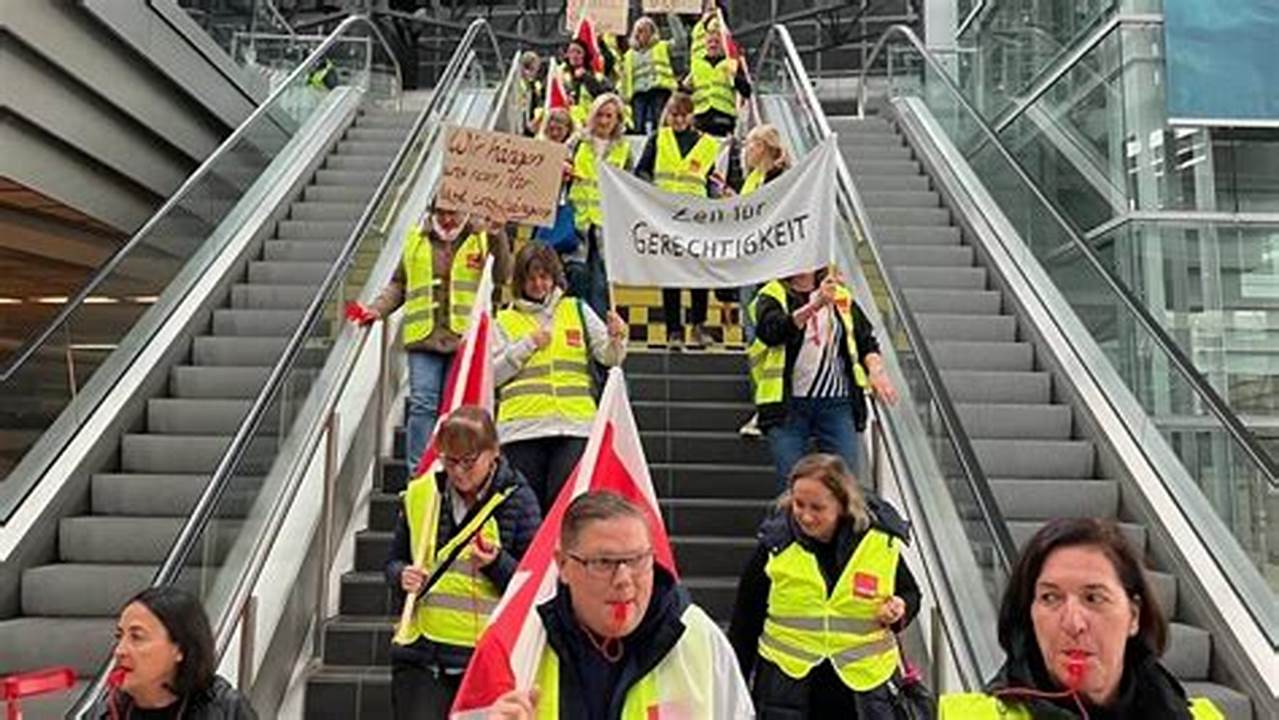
[574,16,606,75]
[716,8,740,60]
[411,256,496,477]
[546,64,570,111]
[450,368,677,716]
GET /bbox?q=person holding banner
[566,93,633,317]
[621,17,679,136]
[683,20,751,138]
[360,206,512,472]
[634,91,721,349]
[749,267,898,485]
[493,244,628,511]
[385,406,542,720]
[485,491,753,719]
[727,453,920,720]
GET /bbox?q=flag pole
[392,483,440,645]
[537,58,557,141]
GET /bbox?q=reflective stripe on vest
[654,128,719,198]
[622,41,677,99]
[534,604,721,719]
[568,140,631,230]
[402,228,488,345]
[759,528,900,691]
[496,299,596,425]
[938,693,1225,720]
[742,168,766,196]
[690,56,738,117]
[746,280,868,408]
[401,478,512,648]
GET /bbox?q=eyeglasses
[567,551,654,579]
[441,453,481,471]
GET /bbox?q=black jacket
[987,633,1200,719]
[385,455,542,670]
[727,496,919,682]
[752,282,882,431]
[538,568,690,720]
[94,677,256,719]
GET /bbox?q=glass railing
[179,0,296,60]
[864,25,1279,640]
[66,18,510,717]
[755,25,1011,689]
[0,16,400,522]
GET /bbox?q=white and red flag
[574,15,607,75]
[449,367,678,715]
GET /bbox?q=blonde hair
[586,93,627,141]
[777,453,873,533]
[542,106,576,141]
[520,50,542,72]
[630,16,659,50]
[744,124,791,174]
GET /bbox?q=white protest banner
[438,126,568,228]
[600,135,837,288]
[565,0,629,35]
[642,0,701,13]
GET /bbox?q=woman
[749,267,897,485]
[385,406,542,719]
[565,93,632,318]
[940,518,1224,719]
[97,586,256,719]
[621,17,678,136]
[728,454,920,719]
[683,25,752,138]
[358,206,511,471]
[518,50,545,137]
[561,38,614,130]
[494,244,627,509]
[634,91,720,349]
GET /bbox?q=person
[939,518,1225,719]
[749,267,897,485]
[565,93,633,318]
[621,17,678,136]
[689,0,724,59]
[96,586,257,719]
[518,51,545,137]
[728,453,920,719]
[486,491,754,719]
[385,406,542,719]
[562,38,614,130]
[493,244,628,511]
[683,25,751,138]
[359,206,511,471]
[634,92,721,350]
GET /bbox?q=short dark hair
[998,518,1168,659]
[512,242,566,298]
[560,491,647,550]
[124,586,217,698]
[436,405,499,456]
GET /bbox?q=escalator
[0,17,513,718]
[756,24,1277,719]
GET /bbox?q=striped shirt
[791,300,850,399]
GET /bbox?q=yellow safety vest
[533,605,722,718]
[495,299,596,425]
[401,477,513,648]
[691,17,711,58]
[568,139,632,230]
[938,692,1225,719]
[689,55,738,117]
[621,41,677,100]
[759,528,901,691]
[402,227,488,346]
[654,127,719,198]
[742,168,766,195]
[747,280,868,407]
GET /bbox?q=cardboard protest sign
[642,0,701,14]
[565,0,629,35]
[438,127,568,228]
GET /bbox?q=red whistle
[107,667,129,689]
[1064,650,1087,691]
[608,601,629,628]
[473,535,493,553]
[344,301,377,326]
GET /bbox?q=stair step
[21,564,155,616]
[955,403,1071,439]
[336,140,402,157]
[355,113,416,130]
[276,220,355,241]
[59,515,237,564]
[314,169,385,186]
[685,576,739,621]
[882,245,974,268]
[928,341,1033,371]
[662,498,772,536]
[895,266,987,290]
[326,155,390,171]
[169,365,271,398]
[671,536,757,577]
[231,283,317,310]
[345,127,407,143]
[861,190,940,207]
[975,438,1094,478]
[904,289,1001,315]
[212,308,304,337]
[192,336,286,366]
[843,144,913,161]
[633,400,754,433]
[640,431,772,466]
[304,183,376,203]
[623,351,748,375]
[849,159,921,176]
[291,202,366,222]
[850,174,931,191]
[0,617,113,675]
[1162,622,1211,681]
[916,314,1016,341]
[121,433,276,474]
[876,225,961,245]
[869,207,951,227]
[1182,682,1253,720]
[990,478,1118,519]
[339,572,397,617]
[264,240,346,262]
[147,398,251,434]
[649,463,779,500]
[91,473,261,517]
[628,373,751,403]
[322,616,393,667]
[1007,519,1145,553]
[1147,569,1179,618]
[305,666,392,720]
[247,260,332,285]
[941,370,1050,404]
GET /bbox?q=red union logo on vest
[565,329,583,347]
[466,253,483,270]
[853,572,879,599]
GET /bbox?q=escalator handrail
[856,24,1279,489]
[64,17,500,717]
[759,24,1019,571]
[0,13,402,382]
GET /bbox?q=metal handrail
[756,23,1015,684]
[0,14,401,382]
[65,17,502,716]
[857,24,1279,489]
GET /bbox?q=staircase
[831,114,1253,719]
[0,108,417,720]
[303,349,774,719]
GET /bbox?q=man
[487,492,753,719]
